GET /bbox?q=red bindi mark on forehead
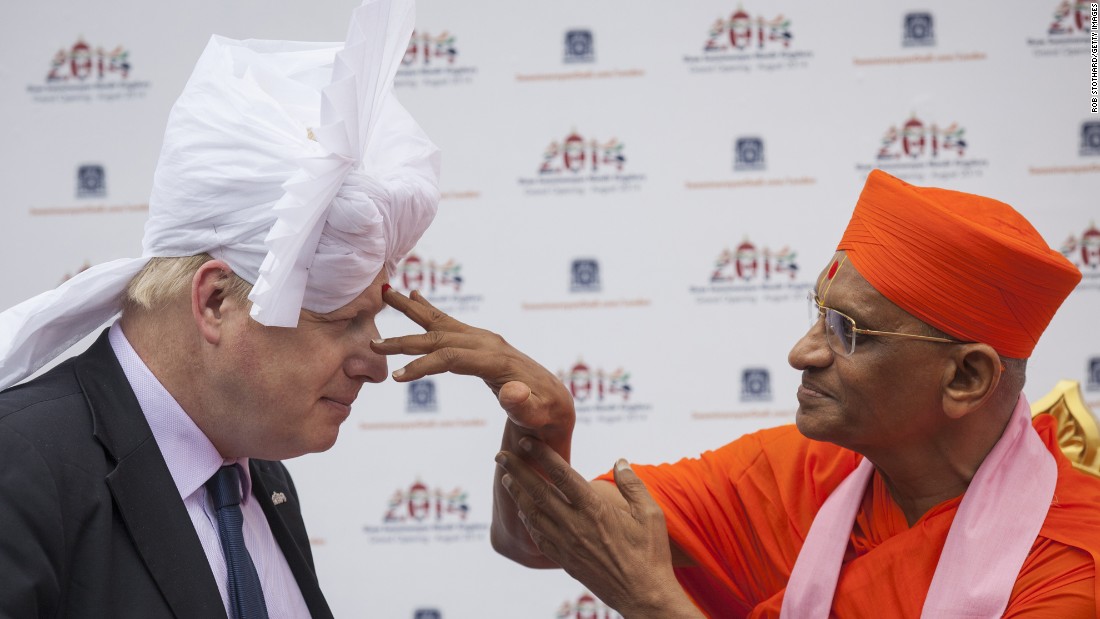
[826,259,840,280]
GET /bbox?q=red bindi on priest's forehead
[827,259,840,280]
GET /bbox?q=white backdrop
[2,1,1099,617]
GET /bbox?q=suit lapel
[251,462,335,619]
[76,332,228,619]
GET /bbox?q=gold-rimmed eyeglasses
[808,291,960,357]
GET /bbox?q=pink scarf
[780,395,1057,618]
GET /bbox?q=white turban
[0,0,439,390]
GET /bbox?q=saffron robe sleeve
[597,417,1100,618]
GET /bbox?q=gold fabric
[1032,380,1100,478]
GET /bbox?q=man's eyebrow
[309,307,357,322]
[817,292,873,326]
[347,301,386,320]
[838,301,882,329]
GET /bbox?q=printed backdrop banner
[2,0,1098,617]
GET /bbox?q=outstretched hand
[496,437,703,619]
[376,286,697,617]
[371,286,574,433]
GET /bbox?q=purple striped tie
[206,465,270,619]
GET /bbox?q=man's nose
[788,317,833,371]
[345,322,389,383]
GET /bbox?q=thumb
[612,458,656,516]
[498,380,533,415]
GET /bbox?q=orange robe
[599,415,1100,618]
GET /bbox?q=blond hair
[122,254,252,312]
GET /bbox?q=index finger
[515,437,600,511]
[382,284,471,333]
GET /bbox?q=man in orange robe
[612,414,1100,617]
[371,169,1100,617]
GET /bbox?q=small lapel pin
[271,491,288,506]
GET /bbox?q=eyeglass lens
[808,294,855,356]
[824,309,855,356]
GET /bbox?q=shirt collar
[108,323,252,502]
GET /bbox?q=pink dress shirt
[109,323,312,618]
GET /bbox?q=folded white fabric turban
[0,0,439,390]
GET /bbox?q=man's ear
[941,343,1002,420]
[192,260,236,345]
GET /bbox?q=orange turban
[837,169,1081,359]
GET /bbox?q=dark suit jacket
[0,331,334,618]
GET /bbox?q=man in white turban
[0,0,438,617]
